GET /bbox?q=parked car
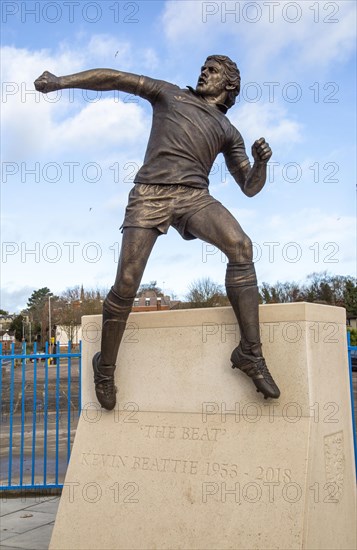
[29,352,46,363]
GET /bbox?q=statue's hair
[206,54,240,109]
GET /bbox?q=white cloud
[1,286,36,314]
[162,1,205,43]
[1,43,151,162]
[161,1,356,78]
[1,41,151,302]
[86,35,131,64]
[231,102,303,151]
[142,48,160,71]
[51,99,148,155]
[251,208,355,282]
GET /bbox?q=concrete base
[50,304,356,550]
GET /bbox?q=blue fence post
[347,331,357,478]
[67,341,72,463]
[78,340,82,414]
[8,342,15,487]
[55,341,60,486]
[20,342,26,486]
[43,341,49,486]
[31,341,38,486]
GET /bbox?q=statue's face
[196,59,228,99]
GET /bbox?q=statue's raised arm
[34,68,140,94]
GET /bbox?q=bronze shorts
[121,183,222,240]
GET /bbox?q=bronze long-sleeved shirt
[132,76,249,188]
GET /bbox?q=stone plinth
[50,304,356,550]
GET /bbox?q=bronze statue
[35,55,280,410]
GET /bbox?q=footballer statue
[35,55,280,410]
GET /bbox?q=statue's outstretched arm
[34,68,140,94]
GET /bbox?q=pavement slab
[0,523,54,550]
[0,497,59,550]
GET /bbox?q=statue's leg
[93,227,159,410]
[185,202,280,399]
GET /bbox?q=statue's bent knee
[225,236,253,263]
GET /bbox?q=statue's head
[196,55,240,110]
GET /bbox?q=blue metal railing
[347,331,357,478]
[0,341,81,491]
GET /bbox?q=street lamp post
[48,295,52,344]
[48,294,54,364]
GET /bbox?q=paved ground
[0,495,60,549]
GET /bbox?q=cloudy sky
[1,0,356,312]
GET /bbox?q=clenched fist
[251,137,272,163]
[34,71,61,93]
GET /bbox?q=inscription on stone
[80,452,239,478]
[140,424,226,441]
[81,453,128,468]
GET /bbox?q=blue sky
[1,0,356,312]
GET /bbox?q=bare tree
[137,281,163,297]
[259,272,356,314]
[260,281,302,303]
[54,286,108,342]
[186,278,229,308]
